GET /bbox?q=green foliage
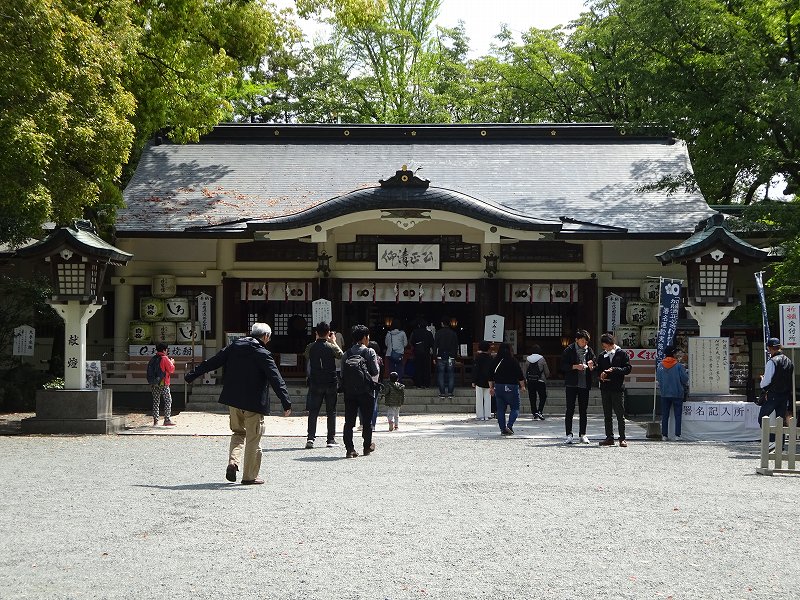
[0,275,59,368]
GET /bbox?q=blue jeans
[758,390,790,443]
[437,358,455,395]
[660,396,683,437]
[495,384,520,432]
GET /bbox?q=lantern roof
[16,221,132,265]
[655,214,768,265]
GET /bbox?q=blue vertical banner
[656,278,682,362]
[754,271,770,360]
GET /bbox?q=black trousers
[527,380,547,414]
[307,383,338,442]
[565,386,589,436]
[600,388,626,440]
[344,393,374,453]
[413,350,431,387]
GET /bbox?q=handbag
[389,331,403,361]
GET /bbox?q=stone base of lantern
[22,389,125,434]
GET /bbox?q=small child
[381,371,405,431]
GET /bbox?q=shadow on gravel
[293,455,344,462]
[262,447,305,453]
[134,483,243,491]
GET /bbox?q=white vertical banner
[196,293,212,332]
[312,299,333,326]
[13,325,35,356]
[484,314,505,342]
[607,294,622,332]
[779,303,800,348]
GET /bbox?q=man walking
[561,329,596,444]
[409,320,434,388]
[594,333,632,447]
[185,323,291,485]
[305,322,343,449]
[759,337,795,451]
[434,318,459,400]
[342,324,380,458]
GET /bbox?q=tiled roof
[118,124,717,237]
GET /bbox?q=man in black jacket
[342,324,380,458]
[305,321,343,449]
[185,323,291,485]
[594,333,632,447]
[561,329,596,444]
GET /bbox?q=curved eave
[655,226,769,265]
[15,228,133,264]
[238,186,563,233]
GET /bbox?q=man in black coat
[561,329,596,444]
[185,323,291,485]
[304,321,343,449]
[594,333,632,447]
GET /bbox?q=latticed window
[57,263,86,295]
[500,241,583,263]
[698,264,728,297]
[236,240,318,262]
[525,315,563,337]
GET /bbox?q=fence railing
[757,416,799,476]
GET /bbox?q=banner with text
[755,272,770,358]
[656,279,682,362]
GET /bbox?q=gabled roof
[16,221,132,264]
[118,123,717,237]
[655,214,769,264]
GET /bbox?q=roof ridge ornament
[379,165,430,188]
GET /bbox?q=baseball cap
[767,337,781,348]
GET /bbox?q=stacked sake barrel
[614,280,660,348]
[130,275,198,345]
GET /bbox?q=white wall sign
[607,294,622,331]
[12,325,35,356]
[312,299,333,326]
[779,303,800,348]
[504,330,518,354]
[196,293,212,332]
[377,244,440,270]
[688,337,730,394]
[484,314,505,342]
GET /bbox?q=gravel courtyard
[0,414,796,600]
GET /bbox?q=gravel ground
[0,414,797,600]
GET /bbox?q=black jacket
[594,346,632,391]
[410,327,434,355]
[472,352,494,388]
[561,343,596,389]
[185,336,291,415]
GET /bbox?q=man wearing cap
[759,338,794,450]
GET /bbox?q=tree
[0,0,137,246]
[0,0,298,245]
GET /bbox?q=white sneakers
[564,434,574,444]
[579,435,590,444]
[565,434,591,444]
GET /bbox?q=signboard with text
[197,293,212,332]
[688,337,730,394]
[12,325,35,356]
[312,299,333,327]
[129,345,203,358]
[779,303,800,348]
[484,314,505,342]
[377,244,440,270]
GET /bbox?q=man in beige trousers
[185,323,291,485]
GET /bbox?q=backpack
[146,354,166,385]
[341,348,375,396]
[525,360,542,383]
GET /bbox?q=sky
[277,0,589,56]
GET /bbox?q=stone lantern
[655,214,768,337]
[17,221,133,433]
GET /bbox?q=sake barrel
[140,297,165,322]
[176,321,199,343]
[625,301,653,326]
[152,321,177,344]
[639,279,660,303]
[151,275,177,298]
[640,326,658,349]
[614,325,640,349]
[129,321,152,344]
[164,297,190,321]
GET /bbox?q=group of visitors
[170,321,792,486]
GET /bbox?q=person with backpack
[304,321,344,449]
[184,323,291,485]
[147,342,176,426]
[525,344,551,420]
[341,324,380,458]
